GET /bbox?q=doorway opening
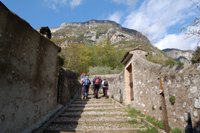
[125,63,133,104]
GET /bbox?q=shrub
[165,58,183,68]
[89,66,121,75]
[169,95,176,105]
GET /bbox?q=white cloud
[43,0,83,10]
[155,33,198,50]
[70,0,83,8]
[108,12,122,23]
[44,0,67,10]
[123,0,196,43]
[112,0,136,6]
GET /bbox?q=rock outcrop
[163,48,194,64]
[51,20,150,48]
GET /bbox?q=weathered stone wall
[57,68,81,105]
[107,73,125,103]
[108,49,200,131]
[130,50,163,120]
[0,2,60,132]
[129,51,200,130]
[162,64,200,130]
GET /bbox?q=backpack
[84,78,91,86]
[104,80,108,86]
[95,78,101,85]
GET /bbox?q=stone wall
[162,64,200,130]
[130,50,163,120]
[0,2,60,132]
[57,68,81,105]
[129,51,200,130]
[108,49,200,131]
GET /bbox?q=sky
[1,0,200,50]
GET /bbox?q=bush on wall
[169,95,176,105]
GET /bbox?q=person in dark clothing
[92,76,97,95]
[93,76,102,99]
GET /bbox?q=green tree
[61,44,91,74]
[60,40,125,74]
[191,46,200,64]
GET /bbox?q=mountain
[162,48,194,64]
[50,20,179,67]
[51,20,150,49]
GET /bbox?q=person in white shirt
[102,79,109,98]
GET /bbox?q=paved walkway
[42,91,149,133]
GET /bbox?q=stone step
[65,107,125,112]
[69,103,118,108]
[44,128,146,133]
[41,95,151,133]
[74,98,112,102]
[53,116,136,123]
[59,111,129,117]
[45,122,146,131]
[72,100,112,104]
[52,120,135,125]
[58,113,131,119]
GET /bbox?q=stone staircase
[42,92,149,133]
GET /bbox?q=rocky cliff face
[163,48,194,64]
[51,20,150,48]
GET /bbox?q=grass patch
[145,116,164,129]
[129,119,138,124]
[139,127,158,133]
[126,106,145,118]
[171,128,183,133]
[126,107,164,130]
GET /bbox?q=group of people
[80,73,109,99]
